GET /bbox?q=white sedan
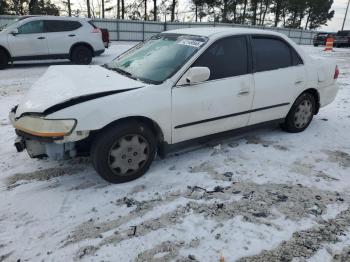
[10,28,339,183]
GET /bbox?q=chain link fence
[0,15,318,45]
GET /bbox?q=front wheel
[281,93,316,133]
[91,121,157,183]
[0,50,9,70]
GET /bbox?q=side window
[45,20,82,32]
[252,37,292,72]
[192,36,248,80]
[18,20,44,34]
[291,48,303,66]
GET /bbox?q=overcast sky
[321,0,349,32]
[55,0,350,32]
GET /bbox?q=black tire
[91,121,157,183]
[0,49,9,70]
[281,93,316,133]
[313,43,318,47]
[71,45,93,65]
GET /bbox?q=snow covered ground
[0,43,350,262]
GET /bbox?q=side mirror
[183,67,210,85]
[9,28,18,35]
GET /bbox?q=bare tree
[241,0,248,23]
[121,0,125,19]
[68,0,71,16]
[86,0,91,17]
[260,0,270,25]
[171,0,176,21]
[117,0,120,18]
[144,0,147,20]
[153,0,157,20]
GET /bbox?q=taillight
[92,28,101,33]
[334,65,339,79]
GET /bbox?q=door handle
[238,90,250,96]
[68,34,76,37]
[295,80,304,84]
[37,36,45,40]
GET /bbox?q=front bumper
[14,134,76,160]
[10,111,88,160]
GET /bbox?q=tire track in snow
[64,181,348,260]
[238,208,350,262]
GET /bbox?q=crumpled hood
[16,65,144,117]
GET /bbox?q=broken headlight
[14,116,76,137]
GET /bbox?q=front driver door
[172,36,254,143]
[8,20,48,57]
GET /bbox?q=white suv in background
[0,16,105,68]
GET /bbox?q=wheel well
[93,116,164,144]
[0,45,11,60]
[301,88,320,114]
[69,42,94,58]
[76,116,165,156]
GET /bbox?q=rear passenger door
[44,20,82,55]
[172,36,254,143]
[248,36,305,125]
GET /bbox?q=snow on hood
[15,65,144,117]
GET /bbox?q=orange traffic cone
[324,37,334,51]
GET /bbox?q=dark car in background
[313,32,334,46]
[100,28,110,48]
[334,30,350,47]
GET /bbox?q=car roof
[20,15,89,22]
[162,27,285,38]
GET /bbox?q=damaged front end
[10,106,89,160]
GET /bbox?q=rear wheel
[71,45,93,65]
[281,93,316,133]
[91,121,157,183]
[0,50,9,70]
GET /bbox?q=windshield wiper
[102,64,135,78]
[112,68,134,77]
[101,64,160,85]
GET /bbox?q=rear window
[45,20,82,32]
[252,37,299,72]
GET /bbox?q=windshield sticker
[177,39,204,48]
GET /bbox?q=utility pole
[342,0,350,30]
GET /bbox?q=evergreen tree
[0,0,10,15]
[305,0,334,29]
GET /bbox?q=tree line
[0,0,335,30]
[191,0,334,29]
